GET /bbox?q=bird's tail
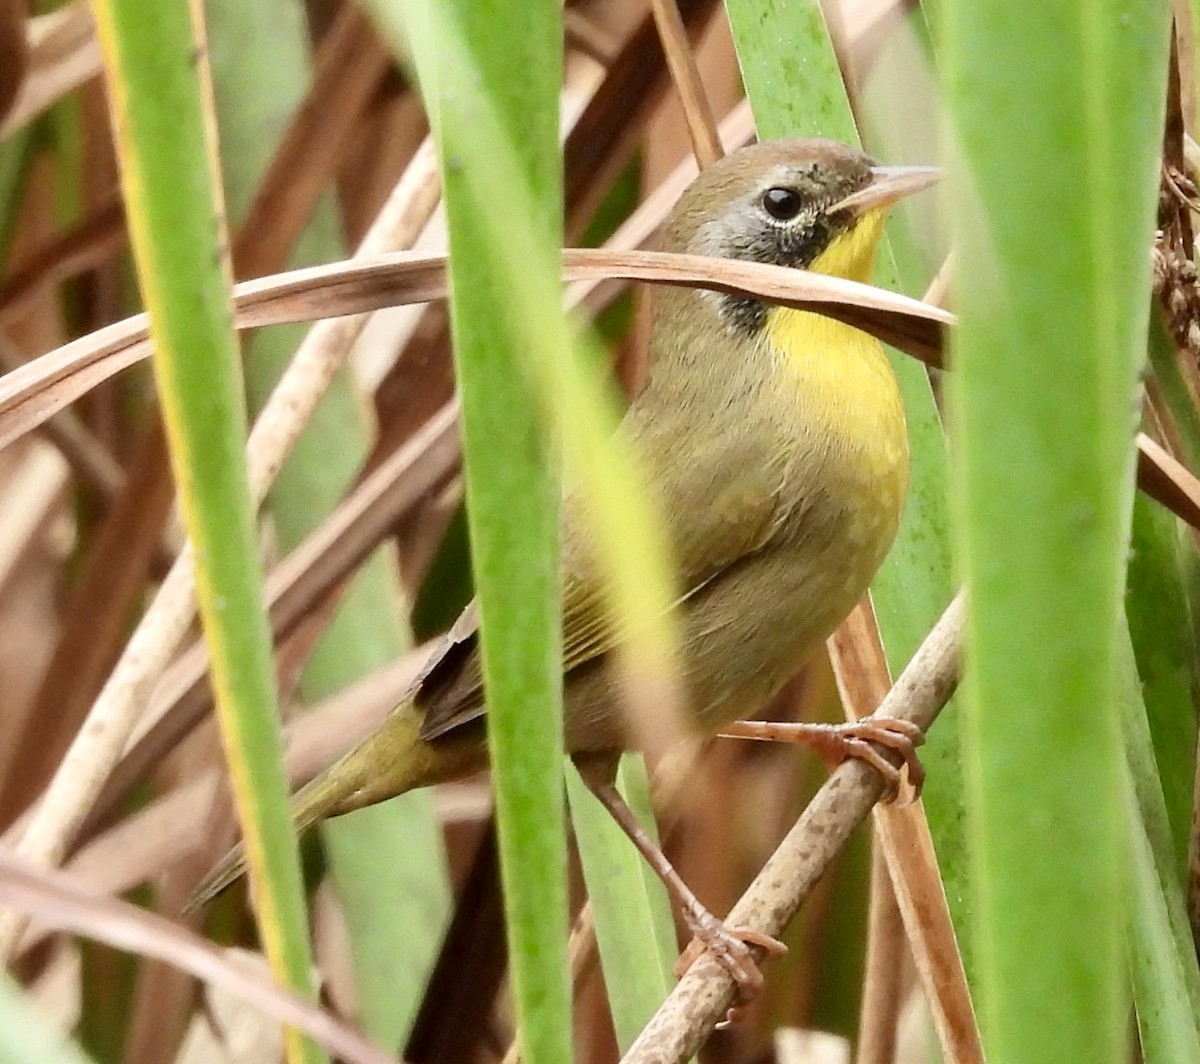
[184,697,486,912]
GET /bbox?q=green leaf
[89,1,323,1060]
[205,0,449,1041]
[394,3,571,1062]
[1127,492,1198,876]
[725,0,962,966]
[567,758,677,1052]
[942,3,1171,1062]
[1120,637,1200,1061]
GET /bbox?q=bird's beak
[829,165,941,218]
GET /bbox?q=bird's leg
[719,717,926,799]
[573,754,786,1009]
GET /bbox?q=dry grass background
[0,0,1192,1062]
[0,2,932,1059]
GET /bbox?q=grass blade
[1120,637,1200,1060]
[390,2,571,1060]
[205,0,448,1041]
[567,759,677,1051]
[88,1,323,1060]
[942,2,1171,1060]
[725,0,962,961]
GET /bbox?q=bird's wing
[413,600,486,739]
[419,432,784,741]
[558,432,786,674]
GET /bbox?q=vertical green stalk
[566,762,677,1050]
[1127,492,1197,874]
[369,0,685,1050]
[1120,634,1200,1059]
[394,3,571,1062]
[942,3,1169,1063]
[205,0,448,1042]
[89,3,322,1062]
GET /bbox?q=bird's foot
[674,909,786,1025]
[721,717,926,801]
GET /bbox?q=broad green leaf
[942,3,1170,1062]
[395,3,571,1062]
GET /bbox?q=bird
[188,137,936,1000]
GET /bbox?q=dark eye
[762,187,803,221]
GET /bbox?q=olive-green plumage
[190,138,932,907]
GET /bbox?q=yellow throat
[762,207,908,498]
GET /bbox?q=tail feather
[183,698,486,913]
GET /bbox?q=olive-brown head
[638,138,937,437]
[659,138,938,334]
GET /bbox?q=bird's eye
[762,187,803,221]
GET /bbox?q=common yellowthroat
[190,138,936,995]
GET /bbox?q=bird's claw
[829,718,926,802]
[722,717,926,801]
[674,915,786,1024]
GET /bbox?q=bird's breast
[764,305,909,567]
